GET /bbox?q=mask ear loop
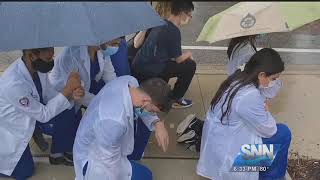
[69,48,79,73]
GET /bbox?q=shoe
[177,115,204,136]
[32,129,49,152]
[176,114,196,136]
[172,99,193,109]
[184,133,202,152]
[177,130,196,143]
[64,152,73,161]
[49,156,74,166]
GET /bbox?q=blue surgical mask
[134,107,156,118]
[104,46,119,56]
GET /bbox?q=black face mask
[31,58,54,73]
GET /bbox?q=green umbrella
[197,2,320,43]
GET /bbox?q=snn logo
[241,144,275,160]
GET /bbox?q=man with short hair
[132,1,196,109]
[73,76,171,180]
[0,47,84,179]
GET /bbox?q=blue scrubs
[110,38,131,76]
[89,59,105,95]
[33,73,79,154]
[0,146,34,180]
[127,117,152,160]
[82,160,152,180]
[260,123,292,180]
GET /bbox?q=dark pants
[133,60,196,100]
[0,146,34,180]
[259,123,292,180]
[50,107,82,153]
[36,107,82,154]
[127,117,152,160]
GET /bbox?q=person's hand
[72,87,85,100]
[154,120,169,152]
[63,72,81,99]
[184,51,193,60]
[176,51,193,64]
[264,99,271,112]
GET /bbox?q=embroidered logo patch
[19,97,29,107]
[240,13,256,29]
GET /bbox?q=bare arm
[175,51,193,64]
[133,31,147,48]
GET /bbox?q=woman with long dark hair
[227,35,283,100]
[197,48,291,180]
[227,35,258,76]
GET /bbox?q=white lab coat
[49,46,117,108]
[227,42,283,99]
[73,75,159,180]
[0,58,72,176]
[196,84,277,180]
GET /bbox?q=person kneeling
[73,76,172,180]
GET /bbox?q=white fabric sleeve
[139,114,160,131]
[102,56,117,83]
[236,90,277,138]
[4,82,71,123]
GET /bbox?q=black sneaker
[64,152,73,161]
[32,129,49,152]
[49,156,74,166]
[177,114,204,136]
[186,142,201,153]
[172,98,193,109]
[185,133,202,152]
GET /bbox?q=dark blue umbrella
[0,2,165,52]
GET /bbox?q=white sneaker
[176,114,196,136]
[177,130,196,143]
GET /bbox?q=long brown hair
[211,48,284,124]
[227,35,257,60]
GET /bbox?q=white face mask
[259,80,276,89]
[181,13,191,25]
[181,18,189,25]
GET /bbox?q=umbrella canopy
[0,2,165,52]
[197,2,320,43]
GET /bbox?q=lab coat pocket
[0,127,18,156]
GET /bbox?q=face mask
[32,58,54,73]
[134,107,156,117]
[104,46,119,56]
[259,80,276,89]
[181,17,190,25]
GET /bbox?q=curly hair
[154,1,172,19]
